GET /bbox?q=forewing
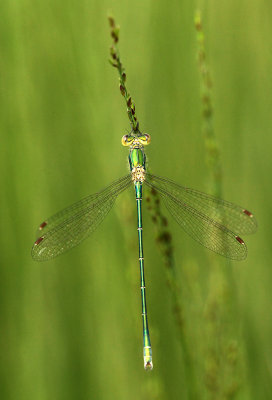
[32,175,132,261]
[145,174,253,260]
[146,174,257,235]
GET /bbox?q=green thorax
[129,147,146,171]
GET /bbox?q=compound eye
[138,133,151,145]
[121,135,134,146]
[121,135,129,146]
[144,133,151,144]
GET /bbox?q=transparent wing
[32,174,132,261]
[145,174,257,260]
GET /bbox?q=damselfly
[32,132,257,370]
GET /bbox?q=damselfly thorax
[122,133,151,183]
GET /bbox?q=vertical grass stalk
[195,11,242,398]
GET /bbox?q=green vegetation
[0,1,271,399]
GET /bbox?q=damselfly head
[122,133,151,147]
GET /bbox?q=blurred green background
[0,0,271,399]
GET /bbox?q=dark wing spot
[39,221,47,230]
[235,236,245,245]
[243,209,253,217]
[35,236,44,246]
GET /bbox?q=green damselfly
[32,131,257,370]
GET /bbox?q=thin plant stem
[108,16,139,133]
[195,11,222,198]
[145,186,198,399]
[195,11,241,398]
